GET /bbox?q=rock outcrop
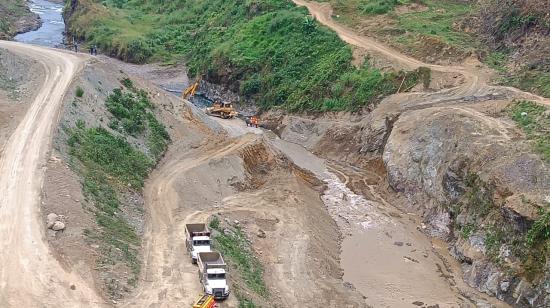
[263,98,549,307]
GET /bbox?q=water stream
[14,0,65,47]
[266,132,499,307]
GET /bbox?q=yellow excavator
[182,80,238,119]
[182,81,200,99]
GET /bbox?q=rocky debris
[256,229,266,238]
[46,213,58,229]
[51,221,66,231]
[46,212,66,232]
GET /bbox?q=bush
[68,125,153,188]
[106,88,151,135]
[76,86,84,98]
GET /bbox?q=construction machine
[183,81,200,99]
[205,101,238,119]
[185,223,212,263]
[198,252,230,299]
[192,294,217,308]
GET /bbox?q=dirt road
[0,41,104,307]
[291,0,550,107]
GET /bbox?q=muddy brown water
[263,129,508,307]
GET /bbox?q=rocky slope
[262,91,549,307]
[0,0,41,39]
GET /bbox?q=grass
[106,79,170,158]
[66,80,170,295]
[0,0,35,38]
[504,70,550,99]
[68,125,153,188]
[322,0,477,57]
[68,125,145,291]
[65,0,422,112]
[459,223,475,239]
[209,216,268,304]
[509,101,550,161]
[76,86,84,98]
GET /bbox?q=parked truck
[185,224,212,263]
[197,252,230,300]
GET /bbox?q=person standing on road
[74,42,78,53]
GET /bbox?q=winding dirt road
[0,41,104,307]
[291,0,550,106]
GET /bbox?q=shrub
[76,86,84,98]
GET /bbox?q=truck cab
[204,268,229,299]
[198,252,230,300]
[185,224,212,263]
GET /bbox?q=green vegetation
[68,125,153,188]
[526,207,550,246]
[504,70,550,99]
[509,101,550,161]
[0,0,35,39]
[66,0,423,112]
[322,0,476,57]
[75,86,84,98]
[360,0,415,15]
[237,297,257,308]
[459,223,475,239]
[68,124,147,290]
[463,173,495,218]
[106,79,170,158]
[209,216,267,306]
[66,80,170,295]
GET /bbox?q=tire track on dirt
[0,41,105,307]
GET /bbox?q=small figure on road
[74,42,78,53]
[93,45,98,56]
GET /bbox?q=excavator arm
[183,81,200,99]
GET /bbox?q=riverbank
[0,0,41,39]
[13,0,65,47]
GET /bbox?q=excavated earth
[2,1,549,307]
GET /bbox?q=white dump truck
[197,252,230,300]
[185,223,212,263]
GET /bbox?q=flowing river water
[14,0,64,47]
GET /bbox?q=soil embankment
[0,41,103,307]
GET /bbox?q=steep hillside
[313,0,550,97]
[44,62,171,301]
[64,0,426,112]
[0,0,40,39]
[474,0,550,97]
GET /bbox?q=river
[14,0,65,47]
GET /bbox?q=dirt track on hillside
[0,42,105,307]
[292,0,550,108]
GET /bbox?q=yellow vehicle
[192,294,216,308]
[183,81,200,99]
[205,101,238,119]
